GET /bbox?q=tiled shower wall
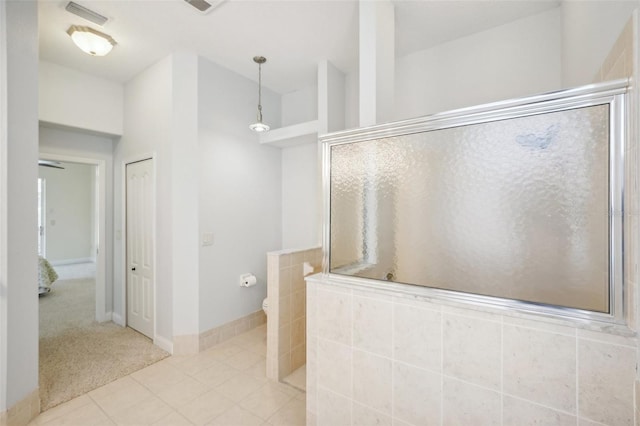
[266,247,322,381]
[306,278,638,425]
[307,15,640,426]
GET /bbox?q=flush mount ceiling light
[249,56,270,133]
[67,25,116,56]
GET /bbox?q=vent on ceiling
[183,0,225,14]
[65,2,108,26]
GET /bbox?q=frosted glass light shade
[67,25,116,56]
[249,121,270,132]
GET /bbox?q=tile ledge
[268,246,321,256]
[306,273,637,338]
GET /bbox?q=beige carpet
[39,277,169,411]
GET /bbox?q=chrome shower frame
[320,79,629,326]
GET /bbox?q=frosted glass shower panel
[330,105,610,312]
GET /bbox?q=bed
[38,256,58,295]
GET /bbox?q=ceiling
[38,0,560,95]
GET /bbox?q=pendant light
[249,56,270,133]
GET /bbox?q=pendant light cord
[257,62,263,120]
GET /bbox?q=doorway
[39,154,107,321]
[125,158,155,339]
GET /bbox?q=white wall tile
[352,350,392,415]
[307,280,318,339]
[307,336,318,414]
[502,315,576,337]
[317,288,352,345]
[318,338,352,398]
[443,314,501,390]
[352,402,392,426]
[393,304,441,371]
[392,362,440,425]
[503,396,576,426]
[442,377,501,426]
[317,388,351,426]
[578,339,636,425]
[503,325,576,413]
[353,295,393,356]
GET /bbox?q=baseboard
[170,310,267,355]
[173,335,199,355]
[111,312,124,326]
[198,309,267,352]
[50,257,94,266]
[1,388,40,426]
[98,311,113,322]
[154,335,173,355]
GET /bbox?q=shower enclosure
[322,79,628,324]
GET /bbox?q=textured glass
[330,105,610,313]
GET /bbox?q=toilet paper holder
[239,273,258,287]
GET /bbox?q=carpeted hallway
[39,264,169,411]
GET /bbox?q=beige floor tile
[34,325,305,426]
[228,329,268,356]
[214,374,268,403]
[38,401,115,425]
[152,410,194,425]
[282,366,306,392]
[193,361,240,388]
[89,376,155,416]
[238,383,295,420]
[241,340,268,357]
[171,353,223,377]
[203,343,245,362]
[221,349,266,371]
[207,405,264,426]
[155,375,211,409]
[177,390,236,426]
[131,360,190,394]
[110,395,174,425]
[31,395,93,425]
[246,358,267,379]
[266,398,306,426]
[261,381,302,399]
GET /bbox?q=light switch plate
[202,233,214,246]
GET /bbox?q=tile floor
[29,324,306,426]
[282,367,306,392]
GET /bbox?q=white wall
[0,0,39,412]
[171,53,200,338]
[198,56,282,332]
[562,0,639,87]
[115,56,174,344]
[394,7,562,120]
[282,85,317,127]
[282,143,319,249]
[39,162,93,263]
[39,125,116,315]
[39,61,123,136]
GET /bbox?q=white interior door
[126,159,154,338]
